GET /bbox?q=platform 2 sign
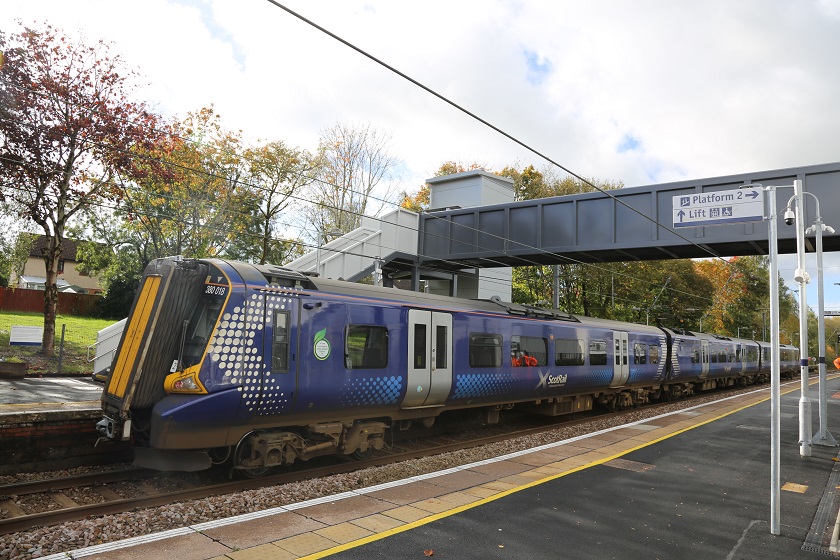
[673,187,764,228]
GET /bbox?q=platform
[28,374,840,560]
[0,375,102,407]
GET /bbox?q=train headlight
[164,365,207,394]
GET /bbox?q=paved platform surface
[0,376,101,408]
[31,375,840,560]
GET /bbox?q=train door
[610,331,630,387]
[258,295,299,414]
[700,340,710,378]
[739,344,748,373]
[403,309,453,408]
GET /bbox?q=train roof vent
[482,296,579,322]
[711,334,732,341]
[257,265,314,287]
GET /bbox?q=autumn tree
[79,108,252,289]
[0,24,161,355]
[302,123,400,244]
[694,256,797,339]
[235,140,317,264]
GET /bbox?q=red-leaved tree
[0,23,163,356]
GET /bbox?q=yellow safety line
[107,275,161,399]
[299,375,837,559]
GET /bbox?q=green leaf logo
[314,328,331,360]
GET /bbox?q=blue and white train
[97,257,799,473]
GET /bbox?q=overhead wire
[0,32,758,310]
[263,0,740,265]
[0,143,719,307]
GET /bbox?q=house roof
[28,236,84,261]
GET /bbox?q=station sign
[825,310,840,316]
[672,187,764,228]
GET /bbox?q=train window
[272,311,290,373]
[413,324,427,369]
[555,338,585,366]
[711,348,718,363]
[181,293,225,368]
[633,343,647,365]
[511,336,547,366]
[649,345,659,364]
[615,338,621,366]
[346,325,389,369]
[469,333,502,368]
[691,349,700,363]
[590,340,608,366]
[436,325,448,369]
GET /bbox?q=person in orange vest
[834,356,840,370]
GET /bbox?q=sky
[3,0,840,315]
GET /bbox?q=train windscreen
[181,284,228,367]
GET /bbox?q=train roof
[221,259,579,321]
[217,259,798,344]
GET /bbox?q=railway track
[0,382,781,536]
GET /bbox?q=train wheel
[352,447,374,460]
[232,430,271,478]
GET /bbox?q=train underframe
[132,369,791,475]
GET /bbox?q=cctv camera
[783,208,795,226]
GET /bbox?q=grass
[0,311,121,375]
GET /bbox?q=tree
[694,256,796,339]
[77,107,252,295]
[0,24,162,355]
[236,140,317,264]
[0,229,31,287]
[302,123,400,243]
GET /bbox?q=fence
[0,287,101,316]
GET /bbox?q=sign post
[672,184,779,535]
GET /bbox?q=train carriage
[97,257,799,473]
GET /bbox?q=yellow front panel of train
[107,275,161,399]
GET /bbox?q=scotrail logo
[535,370,568,389]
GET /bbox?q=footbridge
[287,162,840,297]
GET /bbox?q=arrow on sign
[745,190,759,199]
[677,210,685,222]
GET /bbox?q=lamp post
[786,181,814,457]
[799,194,837,447]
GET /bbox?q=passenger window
[649,344,659,364]
[435,325,448,369]
[633,343,646,365]
[555,338,585,366]
[413,324,427,369]
[615,338,621,366]
[691,349,700,364]
[511,335,547,366]
[469,333,502,368]
[346,325,389,369]
[272,311,290,373]
[590,340,607,366]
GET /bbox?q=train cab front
[97,257,245,471]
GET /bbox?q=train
[96,256,800,474]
